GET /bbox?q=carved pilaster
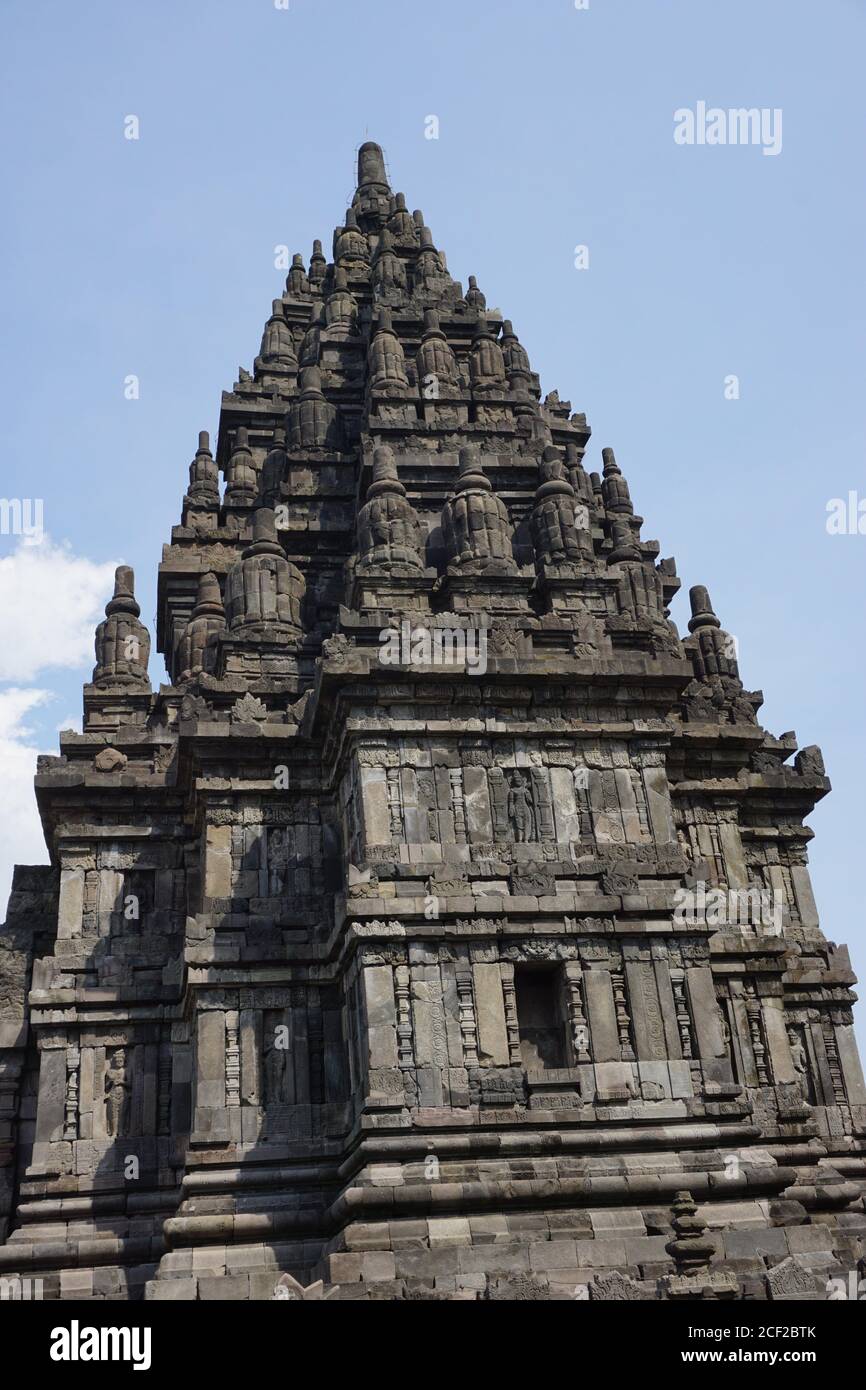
[386,767,403,840]
[63,1047,79,1141]
[456,965,479,1066]
[395,965,415,1069]
[226,1012,240,1108]
[499,962,522,1065]
[745,987,770,1086]
[611,970,635,1061]
[450,768,468,844]
[564,962,591,1064]
[670,969,695,1060]
[822,1018,847,1105]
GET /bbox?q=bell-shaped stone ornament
[441,445,516,574]
[177,572,225,681]
[93,566,152,688]
[356,445,425,573]
[224,508,305,640]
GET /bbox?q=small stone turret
[176,572,225,681]
[288,366,343,450]
[258,300,297,370]
[186,431,219,506]
[388,191,418,247]
[500,320,532,390]
[93,566,151,688]
[415,308,459,394]
[323,267,359,336]
[334,209,370,270]
[353,140,392,226]
[530,445,593,568]
[368,307,409,393]
[608,518,666,622]
[285,252,310,298]
[355,445,425,573]
[442,445,516,574]
[224,508,305,640]
[224,426,257,504]
[372,228,407,295]
[308,239,327,288]
[298,302,324,368]
[601,447,634,515]
[465,275,486,310]
[687,585,739,680]
[413,225,448,293]
[470,315,506,393]
[260,426,287,509]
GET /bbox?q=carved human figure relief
[264,1021,289,1105]
[508,771,535,842]
[105,1047,131,1138]
[269,828,289,895]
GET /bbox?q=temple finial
[688,585,721,632]
[356,141,389,190]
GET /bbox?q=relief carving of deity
[105,1047,131,1138]
[508,771,535,842]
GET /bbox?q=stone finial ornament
[372,227,407,295]
[416,308,459,392]
[288,365,343,449]
[334,208,370,268]
[187,430,219,504]
[442,445,517,574]
[687,585,740,680]
[353,140,392,226]
[261,425,287,509]
[601,447,634,515]
[470,315,506,392]
[465,274,486,310]
[258,300,298,370]
[93,566,151,688]
[665,1191,716,1276]
[176,572,225,682]
[389,190,418,246]
[368,306,409,392]
[530,445,593,567]
[225,426,257,504]
[224,508,305,639]
[355,444,425,573]
[323,267,359,336]
[308,238,327,287]
[285,252,310,298]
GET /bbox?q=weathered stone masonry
[1,141,864,1303]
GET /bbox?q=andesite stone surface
[1,141,865,1303]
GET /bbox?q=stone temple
[1,141,865,1304]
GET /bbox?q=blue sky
[1,0,864,1047]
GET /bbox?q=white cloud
[0,535,121,915]
[0,535,118,681]
[0,687,53,914]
